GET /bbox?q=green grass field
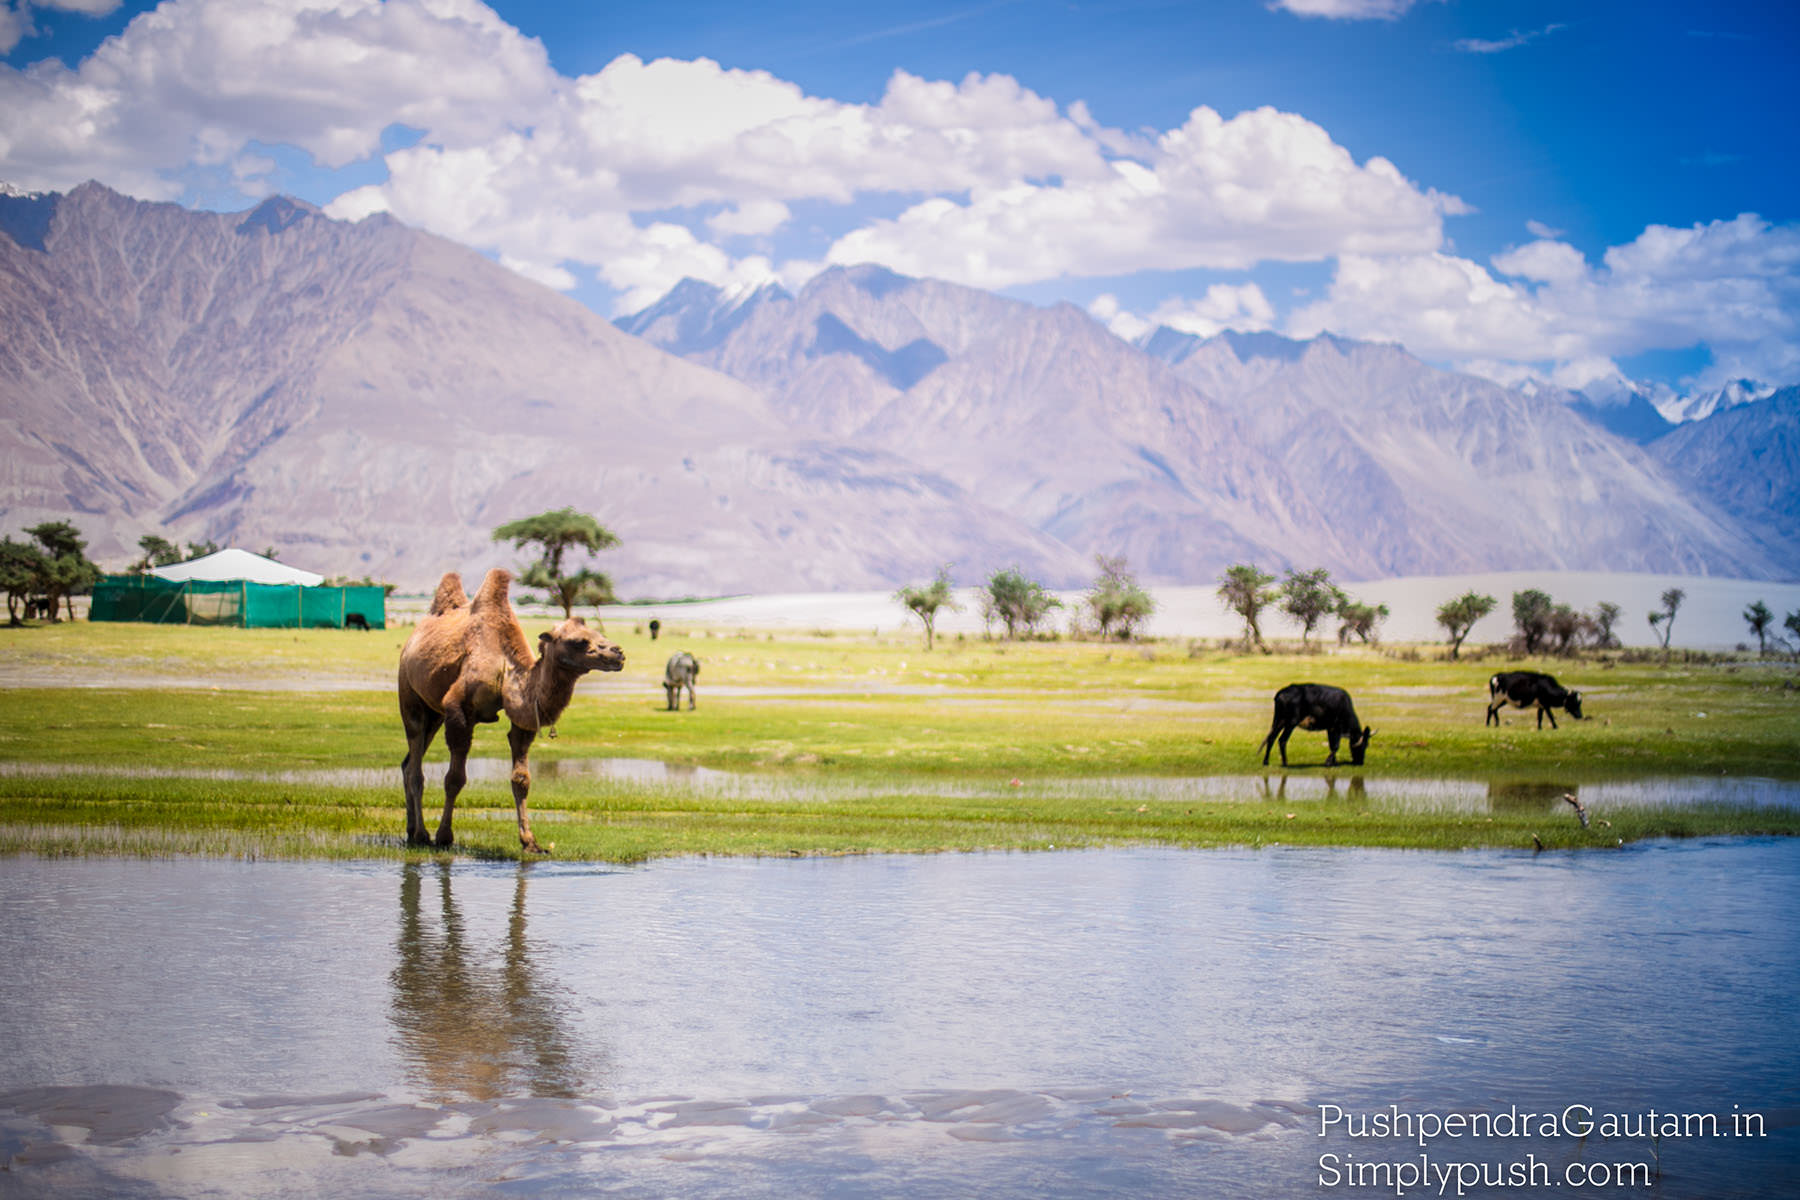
[3,618,1797,861]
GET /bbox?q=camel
[397,568,624,853]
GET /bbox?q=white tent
[149,548,324,587]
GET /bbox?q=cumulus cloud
[824,105,1465,288]
[1091,285,1276,342]
[1288,214,1800,387]
[1,0,557,198]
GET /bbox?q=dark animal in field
[648,618,660,640]
[1260,683,1373,768]
[1486,671,1584,729]
[346,612,371,631]
[663,651,699,710]
[397,569,624,853]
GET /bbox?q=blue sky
[4,0,1796,395]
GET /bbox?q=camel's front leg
[436,705,473,848]
[507,724,546,854]
[399,688,443,847]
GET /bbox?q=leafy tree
[1279,567,1346,647]
[25,521,100,621]
[0,537,48,625]
[1511,589,1554,655]
[1647,586,1685,650]
[493,508,621,619]
[1786,610,1800,658]
[1589,601,1622,649]
[1744,600,1773,657]
[1218,563,1278,651]
[1085,554,1155,641]
[523,564,615,619]
[1547,604,1584,655]
[132,535,182,573]
[896,565,960,650]
[1336,599,1390,645]
[984,567,1061,639]
[185,539,221,559]
[1435,590,1496,660]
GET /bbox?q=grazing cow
[345,612,371,631]
[663,651,699,711]
[1486,671,1584,729]
[1260,683,1373,768]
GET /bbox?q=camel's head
[540,617,625,675]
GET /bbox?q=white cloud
[1454,24,1565,54]
[1525,218,1564,240]
[1268,0,1431,19]
[705,199,790,238]
[823,105,1465,289]
[0,0,557,197]
[1090,284,1277,343]
[1289,215,1800,388]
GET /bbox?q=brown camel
[397,568,624,853]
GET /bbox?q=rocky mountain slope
[623,271,1782,583]
[3,182,1790,596]
[0,183,1081,594]
[1647,386,1799,566]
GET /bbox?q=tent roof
[149,548,325,587]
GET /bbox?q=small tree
[1786,610,1800,659]
[1085,554,1155,641]
[1436,591,1496,660]
[1336,599,1389,645]
[1547,604,1584,655]
[897,565,959,650]
[1218,563,1278,651]
[1511,589,1554,655]
[1647,586,1685,651]
[132,535,182,573]
[185,538,221,559]
[1744,600,1773,657]
[984,567,1061,639]
[0,537,48,625]
[494,508,621,619]
[1589,601,1622,649]
[25,521,100,621]
[1279,567,1346,648]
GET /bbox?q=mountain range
[1,181,1793,594]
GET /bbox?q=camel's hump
[471,568,514,613]
[428,573,469,616]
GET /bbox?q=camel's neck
[508,651,582,730]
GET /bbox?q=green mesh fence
[90,576,386,629]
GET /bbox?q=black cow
[1260,683,1373,768]
[1486,671,1584,729]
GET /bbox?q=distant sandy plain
[575,571,1800,652]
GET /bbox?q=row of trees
[897,556,1156,649]
[0,522,102,624]
[1215,564,1388,651]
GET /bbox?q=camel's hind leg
[399,684,444,847]
[507,724,546,854]
[435,704,473,848]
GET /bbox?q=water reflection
[391,862,604,1101]
[1255,773,1368,803]
[1487,780,1579,812]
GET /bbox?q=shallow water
[3,843,1798,1197]
[5,756,1798,813]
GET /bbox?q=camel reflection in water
[392,862,607,1101]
